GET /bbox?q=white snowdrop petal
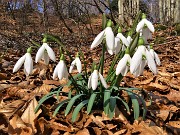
[53,64,59,79]
[64,64,69,80]
[145,49,157,74]
[149,49,155,59]
[154,51,161,66]
[121,66,129,76]
[13,54,26,73]
[117,33,129,47]
[35,45,45,63]
[136,19,145,32]
[43,52,50,65]
[91,30,105,49]
[105,27,114,51]
[99,73,108,89]
[114,37,121,54]
[144,19,155,32]
[130,46,144,73]
[127,36,132,45]
[75,57,82,73]
[58,61,65,80]
[139,60,147,75]
[44,43,56,62]
[69,59,76,73]
[107,49,114,55]
[116,54,129,75]
[91,70,99,90]
[24,53,33,76]
[88,74,92,89]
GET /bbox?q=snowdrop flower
[35,38,56,64]
[136,13,154,44]
[149,44,161,66]
[116,48,131,76]
[114,27,129,53]
[130,37,157,76]
[88,68,108,90]
[13,47,33,76]
[69,53,82,73]
[53,54,68,80]
[91,20,114,55]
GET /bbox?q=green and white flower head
[130,37,157,76]
[91,20,114,55]
[13,47,33,76]
[35,37,56,64]
[69,52,82,73]
[53,54,68,80]
[116,47,131,76]
[114,27,129,53]
[136,13,154,44]
[88,66,108,90]
[149,44,161,66]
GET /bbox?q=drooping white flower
[114,27,129,54]
[91,20,114,55]
[53,55,68,80]
[116,48,131,76]
[13,48,33,76]
[136,14,154,44]
[88,69,107,90]
[35,42,56,64]
[130,38,157,76]
[149,45,161,66]
[136,14,154,33]
[69,54,82,73]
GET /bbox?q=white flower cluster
[13,13,161,91]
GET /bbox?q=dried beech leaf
[168,121,180,128]
[0,73,9,80]
[114,129,127,135]
[76,128,90,135]
[0,100,25,118]
[21,98,42,130]
[145,83,169,92]
[33,84,57,95]
[8,114,33,135]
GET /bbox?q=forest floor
[0,10,180,135]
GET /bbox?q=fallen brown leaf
[21,97,42,132]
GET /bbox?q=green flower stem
[100,43,105,75]
[107,51,124,77]
[129,33,140,55]
[30,39,41,47]
[79,50,88,80]
[130,11,142,35]
[114,74,123,86]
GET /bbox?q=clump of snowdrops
[13,13,160,122]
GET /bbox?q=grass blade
[109,96,116,119]
[53,99,70,117]
[87,92,99,114]
[65,94,85,116]
[103,90,111,115]
[72,100,89,122]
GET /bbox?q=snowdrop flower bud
[116,47,131,76]
[91,20,114,55]
[69,53,82,73]
[149,44,161,66]
[53,54,68,80]
[35,38,56,64]
[130,38,157,76]
[13,47,33,76]
[88,66,108,90]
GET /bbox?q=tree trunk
[159,0,163,23]
[118,0,124,23]
[174,0,180,23]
